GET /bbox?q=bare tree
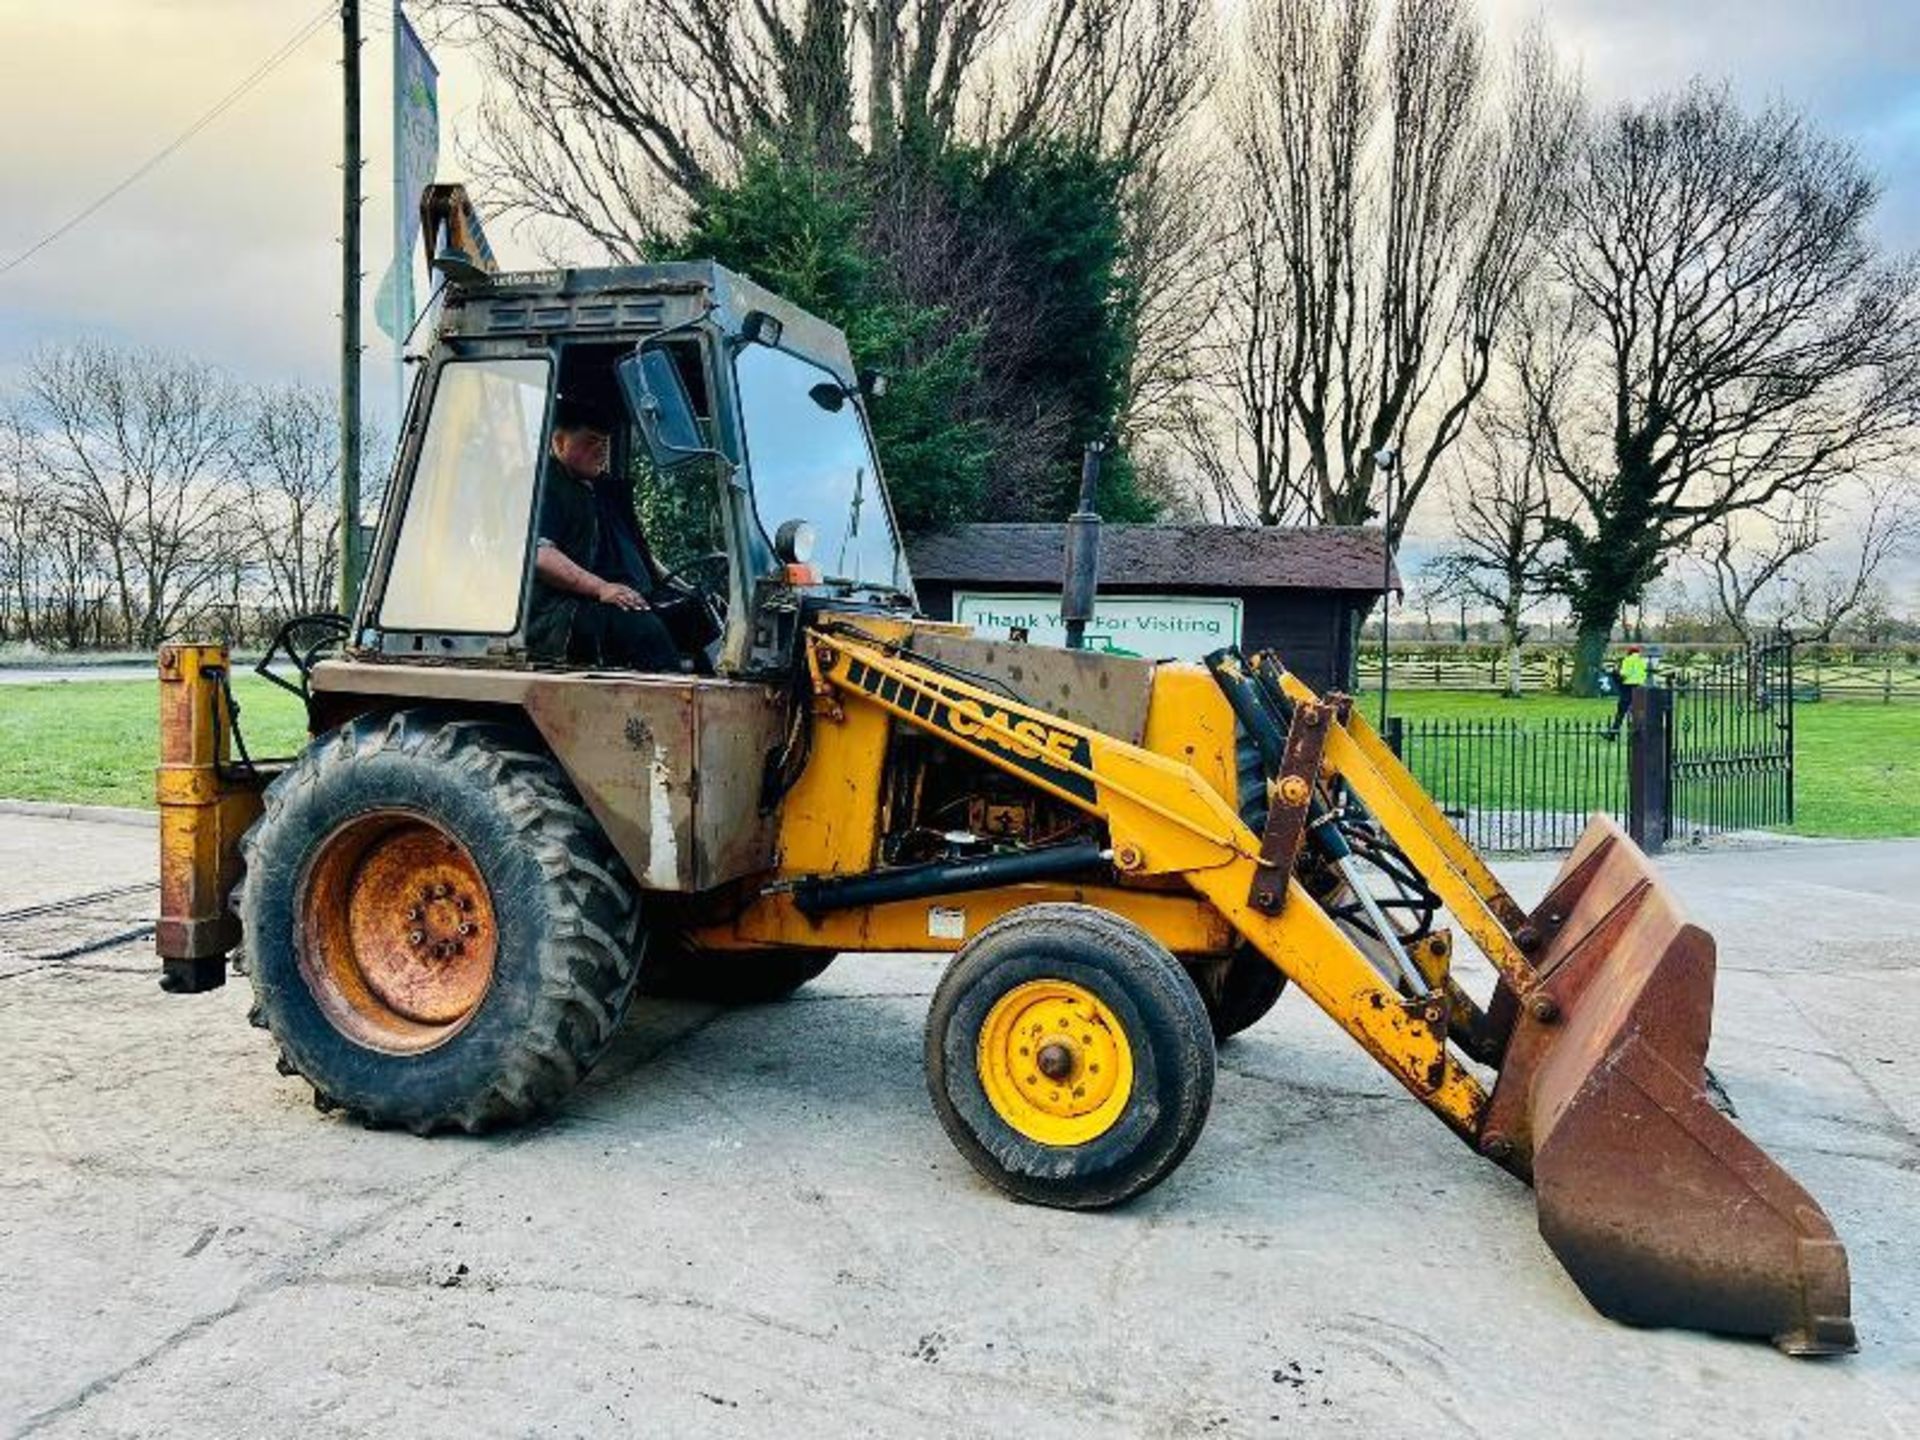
[21,343,246,648]
[237,385,350,623]
[1178,166,1318,526]
[427,0,1208,251]
[991,0,1212,173]
[1405,557,1447,639]
[1200,0,1577,533]
[1117,134,1223,460]
[1695,499,1823,644]
[1523,83,1920,689]
[1701,480,1920,642]
[1783,490,1920,642]
[1154,384,1260,525]
[0,410,115,650]
[428,1,1211,521]
[1431,403,1559,694]
[0,414,29,643]
[1140,141,1297,525]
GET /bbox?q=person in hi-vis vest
[1608,645,1650,736]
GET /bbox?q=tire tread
[240,708,641,1133]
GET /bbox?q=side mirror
[617,348,707,467]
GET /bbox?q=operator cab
[355,253,915,680]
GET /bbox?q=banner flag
[374,7,439,342]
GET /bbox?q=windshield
[735,344,904,590]
[378,356,549,633]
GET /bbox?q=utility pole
[391,0,407,426]
[339,0,364,617]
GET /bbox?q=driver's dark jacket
[526,460,656,659]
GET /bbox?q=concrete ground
[1,812,1916,1438]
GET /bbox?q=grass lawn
[0,676,1914,840]
[1365,690,1920,840]
[0,675,309,810]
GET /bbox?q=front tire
[240,711,643,1133]
[925,903,1215,1210]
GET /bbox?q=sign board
[954,592,1243,663]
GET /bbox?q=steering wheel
[653,551,731,658]
[656,550,730,607]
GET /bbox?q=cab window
[735,344,902,589]
[379,356,550,634]
[629,338,725,574]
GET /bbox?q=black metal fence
[1386,714,1627,852]
[1357,640,1916,700]
[1382,634,1797,853]
[1667,635,1795,839]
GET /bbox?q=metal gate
[1665,634,1796,839]
[1385,713,1626,852]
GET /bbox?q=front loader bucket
[1482,817,1855,1355]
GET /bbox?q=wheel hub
[977,980,1134,1146]
[300,814,498,1052]
[1035,1040,1076,1081]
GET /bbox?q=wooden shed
[905,524,1397,695]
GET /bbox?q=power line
[0,1,340,280]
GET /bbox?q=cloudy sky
[0,0,1915,438]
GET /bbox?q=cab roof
[436,260,858,387]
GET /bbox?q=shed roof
[906,524,1397,594]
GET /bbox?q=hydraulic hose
[788,839,1108,917]
[1206,648,1427,994]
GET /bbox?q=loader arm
[807,629,1491,1136]
[804,627,1855,1355]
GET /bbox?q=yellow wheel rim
[978,980,1134,1146]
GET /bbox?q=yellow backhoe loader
[155,188,1853,1356]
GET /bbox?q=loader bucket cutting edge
[1482,816,1855,1355]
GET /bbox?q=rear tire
[925,903,1215,1210]
[239,710,643,1134]
[638,938,834,1005]
[1186,946,1288,1042]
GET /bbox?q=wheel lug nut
[458,921,475,936]
[405,906,422,922]
[407,930,425,947]
[456,895,474,912]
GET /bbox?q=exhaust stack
[1061,439,1106,650]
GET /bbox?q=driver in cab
[526,398,681,672]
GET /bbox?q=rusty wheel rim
[298,811,499,1053]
